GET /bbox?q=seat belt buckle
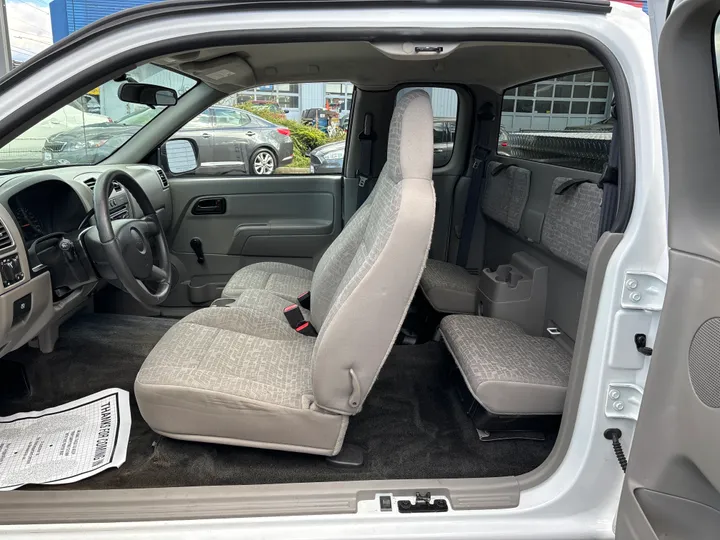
[295,321,318,337]
[358,174,367,188]
[283,304,304,329]
[297,291,311,309]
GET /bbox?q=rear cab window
[498,69,613,172]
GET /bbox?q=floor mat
[0,313,556,489]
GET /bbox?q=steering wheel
[93,169,171,306]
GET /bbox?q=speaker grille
[689,318,720,408]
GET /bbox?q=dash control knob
[1,254,24,287]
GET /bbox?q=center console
[476,251,548,337]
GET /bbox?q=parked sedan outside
[43,105,293,175]
[0,100,111,170]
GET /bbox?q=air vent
[0,220,14,251]
[83,178,121,192]
[157,169,169,189]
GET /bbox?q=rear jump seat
[440,177,603,419]
[420,161,531,314]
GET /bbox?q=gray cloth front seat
[135,90,436,455]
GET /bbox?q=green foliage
[237,103,346,164]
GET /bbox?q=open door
[616,0,720,538]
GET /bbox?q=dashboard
[9,180,88,245]
[0,164,172,360]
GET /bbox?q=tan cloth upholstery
[440,315,572,415]
[136,90,435,454]
[135,308,347,455]
[221,261,313,302]
[419,258,478,313]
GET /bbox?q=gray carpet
[0,313,555,489]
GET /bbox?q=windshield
[0,64,196,174]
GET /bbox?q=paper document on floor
[0,388,131,490]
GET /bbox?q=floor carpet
[0,313,556,490]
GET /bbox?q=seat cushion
[230,289,310,325]
[221,261,313,301]
[440,315,572,415]
[419,259,478,313]
[135,307,347,456]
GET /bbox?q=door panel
[617,0,720,538]
[164,175,342,306]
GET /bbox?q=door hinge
[605,383,643,420]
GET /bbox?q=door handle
[245,131,256,137]
[192,197,226,215]
[202,132,211,139]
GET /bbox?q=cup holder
[477,252,548,336]
[484,264,523,289]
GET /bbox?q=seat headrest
[387,89,433,182]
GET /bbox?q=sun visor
[179,54,256,93]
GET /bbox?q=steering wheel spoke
[138,215,161,237]
[150,265,169,283]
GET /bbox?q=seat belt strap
[598,100,619,237]
[456,102,495,268]
[555,178,593,195]
[356,113,375,207]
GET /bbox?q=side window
[215,109,251,127]
[397,87,459,168]
[183,110,212,130]
[167,83,352,177]
[498,68,612,172]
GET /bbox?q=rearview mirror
[161,139,199,175]
[118,82,178,107]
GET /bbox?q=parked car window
[214,109,251,127]
[169,83,353,177]
[397,87,459,168]
[498,68,613,172]
[0,64,196,173]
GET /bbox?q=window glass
[167,83,352,177]
[433,122,446,144]
[0,64,196,173]
[497,68,613,172]
[396,87,459,168]
[214,108,251,127]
